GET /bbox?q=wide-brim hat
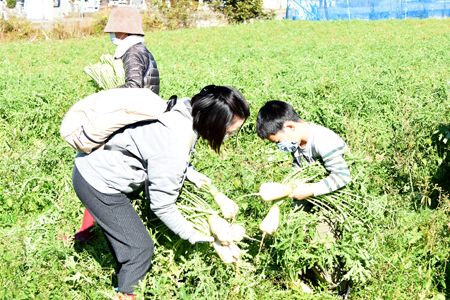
[104,6,145,36]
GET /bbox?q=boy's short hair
[256,100,301,139]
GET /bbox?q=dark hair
[191,85,250,153]
[256,100,302,139]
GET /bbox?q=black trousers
[72,166,154,295]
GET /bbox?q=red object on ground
[117,294,136,299]
[58,208,97,242]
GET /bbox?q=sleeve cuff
[311,181,330,196]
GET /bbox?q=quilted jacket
[120,42,160,95]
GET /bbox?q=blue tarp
[286,0,450,20]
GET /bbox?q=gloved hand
[188,230,215,244]
[186,167,211,189]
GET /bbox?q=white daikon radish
[259,183,293,202]
[259,203,280,235]
[208,214,233,245]
[257,203,281,257]
[228,243,241,260]
[230,224,245,242]
[213,191,239,219]
[212,240,236,264]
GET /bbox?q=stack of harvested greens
[85,54,125,90]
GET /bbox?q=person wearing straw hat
[104,6,160,94]
[67,6,161,244]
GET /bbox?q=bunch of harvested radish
[208,215,256,244]
[208,214,241,263]
[204,184,239,219]
[208,214,258,264]
[208,214,234,245]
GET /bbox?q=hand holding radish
[185,167,211,189]
[288,183,314,200]
[188,230,215,244]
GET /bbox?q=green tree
[212,0,274,23]
[6,0,17,8]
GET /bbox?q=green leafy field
[1,18,449,299]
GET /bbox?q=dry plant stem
[257,232,266,258]
[41,29,50,40]
[29,30,38,42]
[234,262,240,277]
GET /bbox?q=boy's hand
[288,184,314,200]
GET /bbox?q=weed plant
[0,18,449,299]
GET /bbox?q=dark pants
[72,166,154,295]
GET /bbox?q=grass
[0,18,449,299]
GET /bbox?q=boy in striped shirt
[256,100,351,296]
[256,100,351,201]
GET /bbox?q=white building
[23,0,101,21]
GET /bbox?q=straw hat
[104,6,145,36]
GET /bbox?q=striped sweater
[292,123,351,196]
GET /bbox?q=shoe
[58,208,97,243]
[73,226,96,242]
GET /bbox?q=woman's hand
[186,167,211,189]
[188,230,215,244]
[288,184,314,200]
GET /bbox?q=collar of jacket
[113,35,146,59]
[159,97,198,154]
